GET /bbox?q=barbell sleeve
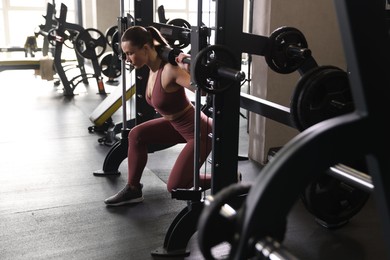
[217,67,246,82]
[159,45,245,82]
[286,45,312,59]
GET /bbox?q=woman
[104,26,213,206]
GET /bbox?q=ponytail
[145,26,170,56]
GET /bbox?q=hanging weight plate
[75,28,107,59]
[126,13,135,27]
[100,53,121,78]
[111,30,120,56]
[193,44,239,94]
[290,65,354,131]
[198,183,250,260]
[166,18,191,49]
[105,25,118,47]
[301,171,369,229]
[265,26,309,74]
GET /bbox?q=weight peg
[265,26,310,74]
[75,28,107,59]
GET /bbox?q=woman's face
[121,41,147,69]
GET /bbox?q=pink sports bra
[146,64,191,116]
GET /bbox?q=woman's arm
[175,52,191,72]
[163,63,196,92]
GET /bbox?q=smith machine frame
[151,0,244,257]
[227,0,390,258]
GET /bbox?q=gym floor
[0,68,387,260]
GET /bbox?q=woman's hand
[175,53,191,72]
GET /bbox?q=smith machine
[196,0,390,259]
[92,0,210,176]
[92,0,245,256]
[154,0,377,258]
[93,0,363,257]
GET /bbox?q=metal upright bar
[192,0,203,191]
[119,0,128,136]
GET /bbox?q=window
[1,0,76,58]
[156,0,215,28]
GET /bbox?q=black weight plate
[193,44,238,94]
[301,173,369,228]
[198,183,250,260]
[297,66,353,130]
[166,18,191,49]
[111,30,120,56]
[290,65,354,131]
[100,53,121,78]
[105,25,118,47]
[290,66,326,131]
[167,18,191,29]
[75,28,107,59]
[126,13,135,27]
[265,26,308,74]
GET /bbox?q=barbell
[159,45,246,94]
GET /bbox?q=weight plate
[105,25,118,47]
[75,28,107,59]
[100,53,121,78]
[198,183,250,260]
[111,30,120,56]
[166,18,191,49]
[301,172,370,228]
[265,26,308,74]
[291,65,354,131]
[193,44,239,94]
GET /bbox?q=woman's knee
[128,126,143,145]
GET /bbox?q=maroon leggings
[127,106,213,191]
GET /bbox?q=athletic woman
[104,26,212,206]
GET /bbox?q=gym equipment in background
[36,3,106,96]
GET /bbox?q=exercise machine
[36,3,106,96]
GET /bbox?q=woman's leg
[127,117,186,186]
[105,117,187,206]
[167,112,213,191]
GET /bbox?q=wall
[248,0,346,164]
[82,0,119,36]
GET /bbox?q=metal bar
[119,0,127,133]
[255,237,299,260]
[240,92,294,128]
[192,0,203,191]
[327,164,373,193]
[239,32,269,56]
